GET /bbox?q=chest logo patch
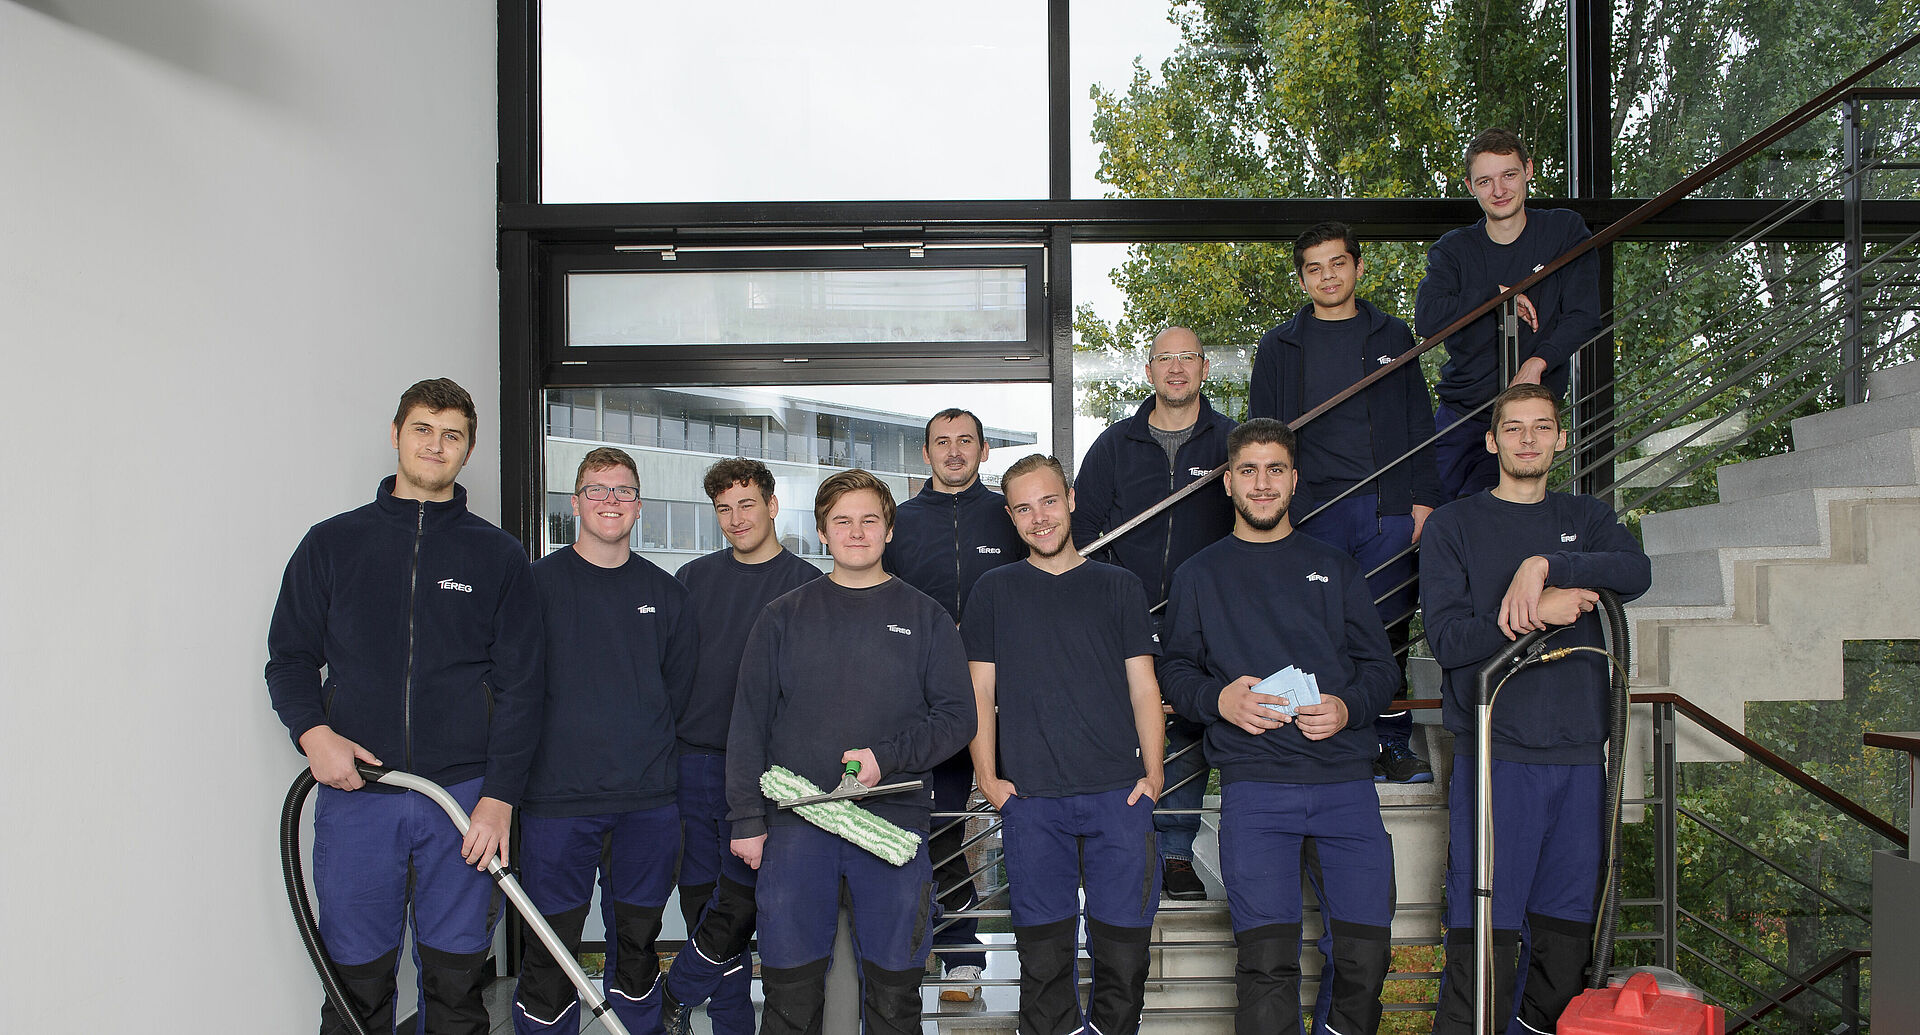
[437,579,473,594]
[1306,572,1330,583]
[1188,467,1209,477]
[976,546,1002,555]
[636,605,657,614]
[1377,355,1392,365]
[1560,532,1578,543]
[1533,263,1546,274]
[887,624,912,636]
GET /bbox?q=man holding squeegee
[1157,418,1401,1035]
[726,469,976,1034]
[963,453,1166,1035]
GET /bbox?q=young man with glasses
[266,378,544,1035]
[1072,325,1237,902]
[512,446,699,1035]
[661,458,822,1035]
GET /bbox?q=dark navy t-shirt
[961,560,1161,797]
[675,547,823,754]
[1297,312,1374,498]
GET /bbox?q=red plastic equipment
[1559,971,1726,1035]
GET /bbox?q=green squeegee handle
[842,760,862,780]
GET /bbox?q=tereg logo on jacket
[1188,467,1209,477]
[1306,572,1330,583]
[1560,532,1578,543]
[976,546,1002,555]
[636,605,657,614]
[438,578,474,594]
[887,624,912,636]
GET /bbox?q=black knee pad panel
[1326,919,1392,1035]
[1434,928,1520,1035]
[1233,923,1302,1035]
[516,904,590,1023]
[692,875,759,962]
[609,900,665,1002]
[1519,912,1594,1030]
[319,946,400,1035]
[418,943,492,1035]
[1015,917,1081,1035]
[1087,919,1152,1035]
[759,957,830,1035]
[860,959,926,1035]
[677,880,717,935]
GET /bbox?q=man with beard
[1421,384,1650,1033]
[1157,418,1400,1034]
[881,408,1025,999]
[963,453,1165,1034]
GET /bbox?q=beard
[1497,452,1554,481]
[1232,495,1286,532]
[1025,526,1072,558]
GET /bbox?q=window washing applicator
[761,761,925,866]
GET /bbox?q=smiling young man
[661,458,821,1035]
[1420,385,1650,1034]
[880,408,1024,999]
[512,447,698,1035]
[266,378,543,1035]
[1416,129,1602,500]
[1157,418,1401,1035]
[726,469,975,1035]
[1072,325,1237,902]
[1251,221,1445,785]
[963,453,1165,1035]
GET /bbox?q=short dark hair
[1293,221,1361,275]
[575,446,639,491]
[703,457,775,502]
[1489,384,1562,428]
[393,378,477,440]
[1226,417,1297,465]
[925,408,986,448]
[1001,453,1070,497]
[815,469,897,531]
[1465,128,1530,171]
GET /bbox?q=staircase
[1629,359,1920,762]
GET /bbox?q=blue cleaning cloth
[1251,666,1321,715]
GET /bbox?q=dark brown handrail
[1726,946,1870,1032]
[1080,29,1920,561]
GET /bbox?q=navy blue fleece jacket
[883,479,1025,622]
[521,548,697,817]
[1250,298,1444,515]
[1070,395,1237,608]
[265,477,544,805]
[725,576,975,838]
[1420,490,1651,763]
[675,547,823,754]
[1158,533,1400,784]
[1415,208,1602,411]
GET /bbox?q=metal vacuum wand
[1471,628,1553,1035]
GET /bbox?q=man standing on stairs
[1073,325,1238,903]
[266,378,544,1035]
[964,454,1165,1035]
[880,407,1025,1002]
[1252,220,1444,786]
[660,458,822,1035]
[513,446,699,1035]
[1159,418,1401,1035]
[1417,128,1602,501]
[1422,384,1651,1033]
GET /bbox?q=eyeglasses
[576,484,641,502]
[1149,351,1204,367]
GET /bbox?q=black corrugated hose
[280,768,375,1035]
[1589,587,1632,989]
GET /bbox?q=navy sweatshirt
[675,547,824,754]
[266,477,544,805]
[1251,299,1444,515]
[1071,395,1237,608]
[521,548,697,817]
[1415,208,1602,411]
[1158,533,1399,784]
[1420,490,1651,763]
[883,479,1026,622]
[726,576,975,838]
[961,560,1161,797]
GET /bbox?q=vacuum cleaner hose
[280,768,375,1035]
[1588,587,1632,989]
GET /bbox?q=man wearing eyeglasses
[511,446,699,1035]
[1072,326,1236,902]
[266,378,544,1035]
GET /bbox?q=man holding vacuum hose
[661,458,821,1034]
[1421,384,1650,1033]
[267,378,544,1035]
[963,453,1165,1035]
[513,446,699,1035]
[726,469,975,1034]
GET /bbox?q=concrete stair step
[1715,427,1920,502]
[1640,490,1827,556]
[1869,357,1920,399]
[1791,385,1920,448]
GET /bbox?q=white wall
[0,2,498,1028]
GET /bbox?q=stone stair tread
[1715,427,1920,502]
[1869,358,1920,399]
[1792,384,1920,448]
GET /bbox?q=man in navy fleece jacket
[1420,385,1650,1034]
[267,378,543,1035]
[1158,418,1400,1035]
[512,447,698,1035]
[726,469,975,1035]
[1416,128,1602,500]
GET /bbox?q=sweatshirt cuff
[1332,691,1368,730]
[731,816,768,840]
[1545,553,1572,586]
[479,776,525,809]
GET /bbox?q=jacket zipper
[402,501,424,772]
[1160,452,1177,605]
[951,495,963,618]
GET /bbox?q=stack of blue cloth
[1251,667,1321,715]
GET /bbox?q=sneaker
[1374,741,1434,783]
[1162,857,1206,900]
[940,963,984,1002]
[660,991,694,1035]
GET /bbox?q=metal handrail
[1728,946,1870,1032]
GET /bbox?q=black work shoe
[1162,857,1206,900]
[1374,741,1434,783]
[660,991,694,1035]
